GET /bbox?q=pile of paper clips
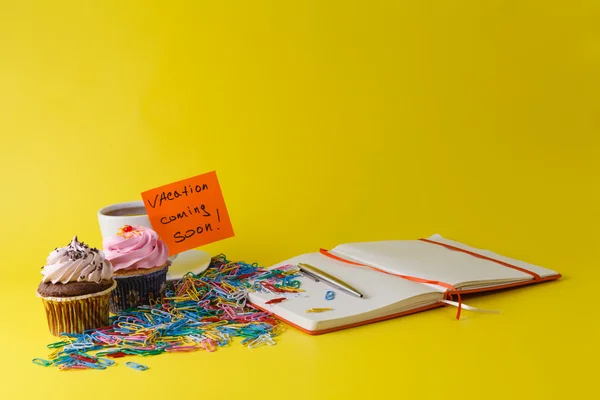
[33,254,304,371]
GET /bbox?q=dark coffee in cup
[103,206,147,217]
[98,201,150,240]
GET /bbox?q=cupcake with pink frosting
[37,236,116,335]
[103,225,170,312]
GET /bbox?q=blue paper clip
[125,361,148,371]
[96,358,115,367]
[325,290,335,300]
[81,361,107,370]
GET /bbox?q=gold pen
[298,263,364,298]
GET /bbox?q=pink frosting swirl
[102,225,169,271]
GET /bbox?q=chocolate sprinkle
[63,236,96,261]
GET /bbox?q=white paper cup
[97,200,151,240]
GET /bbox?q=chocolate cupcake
[103,225,169,313]
[37,237,116,336]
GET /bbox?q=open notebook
[248,234,561,334]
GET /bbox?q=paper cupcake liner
[110,265,169,313]
[37,281,117,336]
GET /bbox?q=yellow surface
[1,1,598,399]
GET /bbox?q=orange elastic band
[319,249,463,319]
[418,238,541,280]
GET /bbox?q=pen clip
[299,267,320,282]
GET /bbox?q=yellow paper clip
[282,268,301,276]
[203,331,220,341]
[47,349,60,360]
[271,324,285,336]
[186,289,199,300]
[164,296,188,301]
[221,282,237,292]
[58,335,74,344]
[305,308,333,313]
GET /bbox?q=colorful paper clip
[70,353,97,363]
[325,291,335,300]
[51,356,72,366]
[247,334,276,349]
[96,358,116,367]
[80,361,106,370]
[105,351,126,358]
[47,341,69,349]
[165,345,198,353]
[32,358,52,367]
[281,277,301,288]
[125,361,148,371]
[265,297,287,305]
[305,308,333,313]
[201,339,216,352]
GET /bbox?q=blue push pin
[325,290,335,300]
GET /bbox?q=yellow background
[1,1,598,399]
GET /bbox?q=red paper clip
[265,297,287,305]
[60,364,88,370]
[233,273,255,280]
[106,352,126,358]
[277,287,301,293]
[70,354,97,363]
[261,282,284,293]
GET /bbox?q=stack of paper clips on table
[32,254,304,371]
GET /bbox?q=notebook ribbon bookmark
[418,238,541,281]
[440,300,500,314]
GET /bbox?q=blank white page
[248,252,442,332]
[330,234,559,289]
[426,234,558,278]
